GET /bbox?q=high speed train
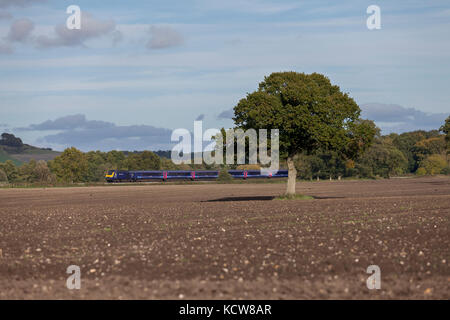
[105,169,288,182]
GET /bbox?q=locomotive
[105,169,288,182]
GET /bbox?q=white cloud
[146,25,184,49]
[0,0,45,8]
[361,103,448,133]
[195,0,300,15]
[19,114,174,151]
[7,18,34,42]
[0,11,12,19]
[35,12,117,48]
[0,41,12,54]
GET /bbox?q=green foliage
[0,133,23,147]
[48,147,89,183]
[234,72,375,159]
[275,194,314,200]
[124,151,161,171]
[217,168,233,181]
[0,168,7,182]
[85,151,109,182]
[390,130,442,172]
[0,160,18,182]
[232,71,376,194]
[2,116,449,186]
[32,160,55,183]
[416,167,427,176]
[418,154,448,175]
[0,148,22,165]
[105,150,126,168]
[441,116,450,154]
[160,157,178,170]
[357,138,408,178]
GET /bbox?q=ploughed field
[0,177,449,299]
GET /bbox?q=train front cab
[105,170,116,182]
[107,170,134,182]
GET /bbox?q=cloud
[8,18,34,42]
[35,12,116,48]
[111,30,123,46]
[196,0,300,15]
[18,114,174,151]
[146,25,183,49]
[215,104,448,134]
[0,18,34,54]
[0,0,45,8]
[217,109,233,120]
[0,11,12,19]
[0,41,13,54]
[17,114,114,131]
[361,103,448,133]
[195,114,205,121]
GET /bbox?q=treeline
[0,120,449,184]
[295,128,449,180]
[0,148,220,184]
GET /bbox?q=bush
[0,168,7,182]
[441,166,450,175]
[217,168,233,181]
[33,160,54,183]
[416,167,427,176]
[236,164,261,170]
[276,194,313,200]
[420,154,447,175]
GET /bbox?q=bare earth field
[0,177,449,299]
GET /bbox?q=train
[105,169,288,182]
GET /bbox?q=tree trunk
[286,156,297,195]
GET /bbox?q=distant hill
[0,148,22,165]
[0,133,60,164]
[122,150,172,159]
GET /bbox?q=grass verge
[275,193,314,200]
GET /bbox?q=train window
[142,172,161,177]
[168,171,190,177]
[196,171,218,177]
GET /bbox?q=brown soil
[0,176,449,299]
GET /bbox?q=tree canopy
[0,133,23,147]
[233,71,376,195]
[441,116,450,155]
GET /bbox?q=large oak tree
[233,72,376,195]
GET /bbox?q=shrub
[441,166,450,175]
[420,154,447,175]
[217,168,233,181]
[416,167,427,176]
[236,164,261,170]
[33,160,54,183]
[0,168,7,182]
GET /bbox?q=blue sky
[0,0,449,151]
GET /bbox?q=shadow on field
[204,195,346,202]
[204,196,275,202]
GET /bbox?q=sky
[0,0,449,151]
